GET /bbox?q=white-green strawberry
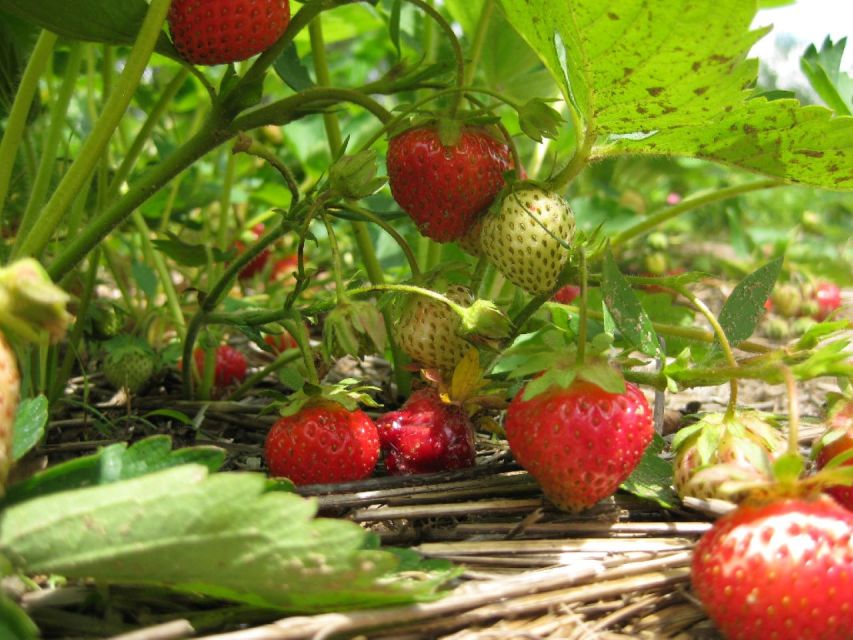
[481,185,575,295]
[673,411,787,502]
[0,332,20,495]
[103,336,157,394]
[394,285,474,373]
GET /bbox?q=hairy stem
[0,30,58,222]
[611,179,783,249]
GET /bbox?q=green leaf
[602,250,660,357]
[131,261,158,300]
[2,436,225,508]
[153,234,233,268]
[11,396,48,461]
[800,37,853,116]
[0,0,177,57]
[0,593,38,640]
[273,43,315,93]
[718,257,782,346]
[620,435,677,508]
[0,465,456,610]
[500,0,853,190]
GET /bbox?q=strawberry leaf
[620,435,677,508]
[2,436,225,508]
[800,37,853,116]
[0,0,178,57]
[0,466,457,610]
[602,250,661,358]
[11,396,48,462]
[718,257,782,346]
[500,0,853,190]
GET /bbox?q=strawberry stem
[329,204,420,277]
[577,248,589,366]
[348,284,467,317]
[321,213,349,305]
[465,0,495,86]
[402,0,466,117]
[781,366,801,456]
[679,287,739,419]
[233,135,301,206]
[284,316,320,386]
[13,0,173,261]
[610,179,783,249]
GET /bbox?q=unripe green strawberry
[103,337,157,394]
[481,186,574,294]
[673,411,786,502]
[0,332,20,495]
[770,283,803,318]
[394,285,474,373]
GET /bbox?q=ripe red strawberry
[168,0,291,66]
[692,495,853,640]
[393,284,474,373]
[263,330,298,354]
[505,380,653,512]
[271,254,299,283]
[673,411,787,502]
[264,402,380,485]
[387,125,512,242]
[236,224,270,280]
[0,332,20,494]
[194,345,247,389]
[552,284,580,305]
[481,186,575,295]
[815,399,853,510]
[376,388,475,475]
[813,281,842,320]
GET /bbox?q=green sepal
[323,301,387,360]
[437,117,462,147]
[458,299,512,339]
[772,452,805,483]
[329,150,387,199]
[0,258,71,343]
[517,98,564,142]
[277,379,382,418]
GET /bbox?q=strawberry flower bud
[329,150,387,200]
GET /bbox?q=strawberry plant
[0,0,851,636]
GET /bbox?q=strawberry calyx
[274,379,381,418]
[0,258,72,344]
[322,299,387,360]
[497,329,624,402]
[426,348,507,412]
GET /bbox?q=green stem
[611,179,783,249]
[309,18,344,154]
[562,304,771,355]
[348,283,466,316]
[576,248,588,365]
[679,287,739,419]
[547,121,594,191]
[233,86,393,131]
[51,250,100,404]
[465,0,494,86]
[403,0,465,116]
[330,204,420,277]
[227,349,301,401]
[321,213,348,303]
[105,68,190,202]
[48,122,229,280]
[781,366,800,456]
[471,257,490,296]
[131,210,187,339]
[236,136,301,204]
[284,316,319,385]
[0,30,58,224]
[216,149,237,254]
[15,0,174,260]
[14,42,85,253]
